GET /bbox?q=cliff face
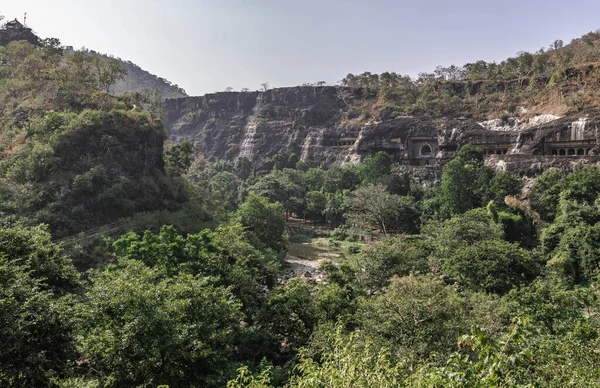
[164,86,600,174]
[165,87,348,167]
[164,86,477,168]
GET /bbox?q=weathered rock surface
[164,87,600,174]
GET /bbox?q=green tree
[359,151,392,183]
[539,195,600,284]
[234,156,253,180]
[236,194,287,252]
[305,190,327,221]
[442,239,540,294]
[352,238,431,290]
[258,278,317,355]
[412,317,600,387]
[530,168,565,221]
[506,279,597,335]
[76,259,242,387]
[346,184,411,235]
[302,167,325,192]
[323,166,361,193]
[564,165,600,204]
[113,224,281,317]
[0,256,77,386]
[323,191,350,226]
[210,171,238,210]
[486,171,523,206]
[165,141,195,175]
[289,329,406,388]
[250,170,305,218]
[441,144,493,214]
[271,150,298,170]
[0,225,80,294]
[358,275,467,361]
[94,57,127,93]
[425,208,504,267]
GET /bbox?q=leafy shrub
[346,243,362,254]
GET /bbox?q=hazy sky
[3,1,600,96]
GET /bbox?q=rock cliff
[164,86,600,174]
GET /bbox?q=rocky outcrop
[165,87,347,166]
[165,87,479,168]
[164,87,600,174]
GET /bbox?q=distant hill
[81,49,188,99]
[0,17,187,99]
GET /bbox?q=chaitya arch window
[420,144,432,155]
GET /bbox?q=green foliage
[234,156,253,180]
[323,165,361,193]
[289,329,406,388]
[346,184,418,235]
[0,225,80,293]
[302,167,325,192]
[258,278,318,354]
[271,149,298,170]
[425,208,504,266]
[5,40,600,385]
[352,238,430,289]
[359,151,392,183]
[323,191,350,225]
[112,224,281,316]
[305,190,327,221]
[540,195,600,284]
[505,279,597,335]
[0,40,186,237]
[76,259,242,387]
[227,366,273,388]
[487,171,523,206]
[442,239,540,294]
[165,140,195,175]
[0,255,77,386]
[0,109,184,237]
[412,317,600,387]
[358,275,467,360]
[530,168,566,221]
[250,170,305,217]
[94,57,127,93]
[441,145,494,214]
[210,171,239,210]
[235,194,287,252]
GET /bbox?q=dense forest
[2,15,600,388]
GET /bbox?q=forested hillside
[0,37,193,238]
[1,14,600,388]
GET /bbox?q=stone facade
[164,87,600,175]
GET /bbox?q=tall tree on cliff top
[95,57,128,93]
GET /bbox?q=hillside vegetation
[338,30,600,122]
[0,36,190,238]
[83,49,188,98]
[2,16,600,388]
